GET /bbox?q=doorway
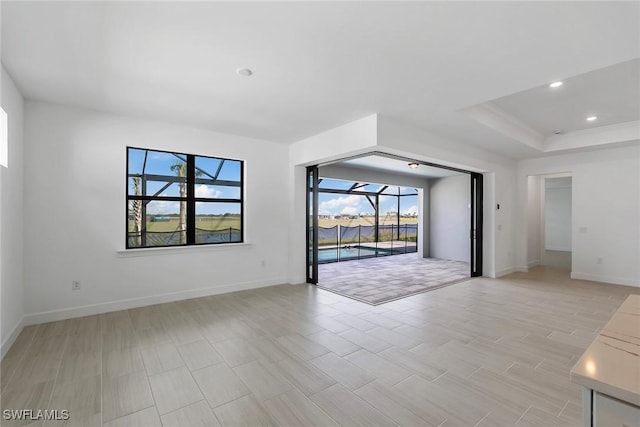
[526,174,572,271]
[306,153,483,303]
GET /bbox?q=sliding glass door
[470,172,483,277]
[306,166,319,284]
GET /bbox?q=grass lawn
[318,216,417,228]
[129,216,241,232]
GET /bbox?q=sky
[318,193,418,216]
[128,148,242,215]
[128,149,419,217]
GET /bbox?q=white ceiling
[489,59,640,137]
[2,2,639,159]
[340,155,462,179]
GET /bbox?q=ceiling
[489,59,640,137]
[339,155,462,179]
[2,2,639,159]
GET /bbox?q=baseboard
[570,272,640,288]
[545,247,571,252]
[1,317,24,360]
[495,267,517,277]
[289,275,307,285]
[527,260,540,268]
[24,276,289,326]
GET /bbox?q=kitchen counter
[571,294,640,425]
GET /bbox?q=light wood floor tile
[102,329,139,353]
[354,380,441,426]
[310,383,397,427]
[378,347,446,380]
[177,340,223,371]
[310,352,375,391]
[68,314,102,337]
[102,371,154,421]
[214,394,278,427]
[134,326,172,348]
[65,334,102,355]
[101,311,134,333]
[233,360,291,401]
[57,351,102,385]
[103,407,162,427]
[191,363,250,408]
[8,354,62,388]
[24,334,66,359]
[246,337,290,364]
[2,267,637,427]
[212,338,257,367]
[264,389,339,427]
[0,354,22,393]
[305,330,361,356]
[147,366,203,415]
[49,374,101,427]
[140,343,184,375]
[103,348,144,379]
[345,349,412,386]
[393,374,489,425]
[0,380,54,426]
[35,319,71,338]
[271,356,336,396]
[160,400,221,427]
[366,326,422,350]
[275,334,330,360]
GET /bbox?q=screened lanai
[315,177,419,263]
[309,154,482,305]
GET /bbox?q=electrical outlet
[72,280,81,290]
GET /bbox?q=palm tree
[131,176,143,246]
[170,160,203,244]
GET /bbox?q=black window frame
[126,146,244,249]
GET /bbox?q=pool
[317,246,393,263]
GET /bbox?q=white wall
[1,66,25,357]
[517,145,640,287]
[526,175,541,267]
[544,177,572,251]
[429,174,471,263]
[23,101,290,323]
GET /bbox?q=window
[127,147,243,248]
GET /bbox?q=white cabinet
[594,392,640,427]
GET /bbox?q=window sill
[116,242,252,257]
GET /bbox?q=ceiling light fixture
[236,68,253,77]
[553,130,563,135]
[586,116,598,122]
[549,81,563,88]
[408,162,419,169]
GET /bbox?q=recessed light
[549,81,563,88]
[236,68,253,77]
[408,162,419,169]
[586,116,598,122]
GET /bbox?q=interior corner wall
[526,175,541,267]
[1,66,25,358]
[517,145,640,287]
[22,101,291,323]
[428,174,471,263]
